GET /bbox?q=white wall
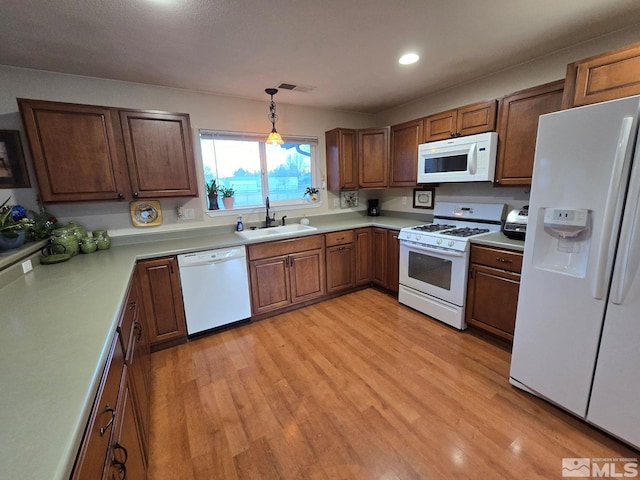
[0,67,376,235]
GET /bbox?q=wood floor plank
[148,289,637,479]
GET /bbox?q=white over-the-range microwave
[417,131,498,183]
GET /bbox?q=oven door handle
[400,240,466,258]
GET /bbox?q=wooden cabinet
[495,80,564,186]
[358,127,389,188]
[18,100,130,203]
[372,228,400,293]
[326,128,358,192]
[355,227,373,285]
[106,369,147,480]
[389,119,422,187]
[423,100,497,142]
[563,40,640,109]
[71,274,150,480]
[71,335,124,480]
[325,230,356,293]
[248,236,325,315]
[466,244,523,342]
[17,98,198,203]
[119,109,197,199]
[137,256,188,351]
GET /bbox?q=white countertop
[0,213,421,480]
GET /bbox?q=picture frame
[0,130,30,188]
[413,187,435,209]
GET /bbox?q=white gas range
[398,202,507,330]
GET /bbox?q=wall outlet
[333,198,339,208]
[22,259,33,274]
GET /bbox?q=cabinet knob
[496,257,513,264]
[117,193,125,199]
[133,192,139,198]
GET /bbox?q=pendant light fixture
[265,88,284,145]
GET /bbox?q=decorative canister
[93,229,111,250]
[51,227,79,256]
[66,222,87,239]
[80,236,97,254]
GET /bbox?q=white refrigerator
[510,95,640,450]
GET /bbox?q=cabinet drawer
[248,235,323,261]
[325,230,354,247]
[470,244,522,273]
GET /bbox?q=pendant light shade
[265,88,284,145]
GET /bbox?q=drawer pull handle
[496,257,513,264]
[112,442,128,479]
[336,237,345,241]
[99,405,116,436]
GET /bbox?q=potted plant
[0,197,32,252]
[304,186,319,202]
[206,179,219,210]
[219,184,235,210]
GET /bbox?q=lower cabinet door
[466,264,520,341]
[107,369,146,480]
[249,256,291,314]
[326,244,356,293]
[289,249,325,303]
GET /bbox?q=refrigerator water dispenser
[532,208,591,277]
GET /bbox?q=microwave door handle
[467,144,477,174]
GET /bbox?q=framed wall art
[413,187,435,209]
[0,130,30,188]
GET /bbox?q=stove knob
[436,238,443,245]
[416,234,421,241]
[448,240,455,247]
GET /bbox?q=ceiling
[2,0,640,113]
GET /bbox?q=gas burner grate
[413,224,457,232]
[442,227,490,237]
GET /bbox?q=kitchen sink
[235,223,318,240]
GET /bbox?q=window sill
[204,200,322,218]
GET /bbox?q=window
[199,130,318,209]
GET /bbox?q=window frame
[199,129,320,216]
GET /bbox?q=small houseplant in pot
[0,197,32,252]
[206,179,219,210]
[219,184,235,209]
[304,186,319,202]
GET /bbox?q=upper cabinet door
[495,80,564,186]
[563,40,640,109]
[456,100,497,137]
[358,127,389,188]
[422,100,497,142]
[389,119,422,187]
[119,110,198,199]
[423,109,457,142]
[326,128,358,192]
[18,99,130,203]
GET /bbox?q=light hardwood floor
[149,289,636,479]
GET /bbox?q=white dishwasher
[177,246,252,335]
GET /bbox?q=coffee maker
[367,199,380,216]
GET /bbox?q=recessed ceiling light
[399,53,420,65]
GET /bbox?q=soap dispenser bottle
[236,215,244,232]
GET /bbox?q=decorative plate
[130,200,162,227]
[340,190,359,208]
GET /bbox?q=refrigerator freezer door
[587,144,640,449]
[510,96,640,417]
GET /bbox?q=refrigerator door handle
[592,116,635,300]
[611,138,640,305]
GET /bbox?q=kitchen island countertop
[0,213,421,480]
